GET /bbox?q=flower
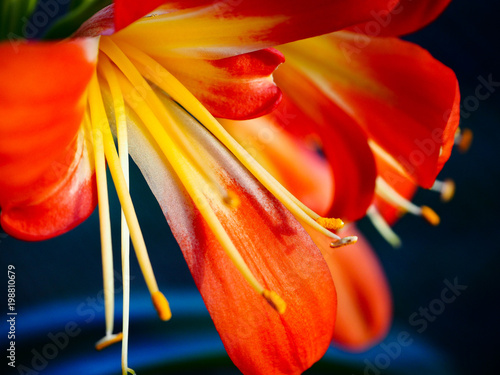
[0,1,419,374]
[220,0,461,351]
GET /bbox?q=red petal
[0,39,98,240]
[114,0,166,31]
[152,48,284,120]
[127,101,337,374]
[308,226,392,351]
[349,0,452,37]
[280,33,460,188]
[274,67,377,222]
[112,0,399,59]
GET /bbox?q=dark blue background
[1,1,499,374]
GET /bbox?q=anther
[330,236,358,248]
[95,333,123,351]
[316,217,344,231]
[421,206,440,226]
[262,290,287,314]
[431,179,455,202]
[223,191,241,208]
[456,128,473,153]
[152,291,172,321]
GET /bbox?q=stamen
[111,39,341,241]
[97,56,133,375]
[316,217,344,231]
[330,236,358,248]
[262,290,286,314]
[85,112,116,342]
[95,333,123,351]
[421,206,440,226]
[96,51,286,314]
[99,38,232,206]
[88,73,172,321]
[455,128,473,153]
[431,179,455,202]
[367,206,402,248]
[377,176,442,226]
[376,177,421,216]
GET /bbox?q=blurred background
[1,0,499,374]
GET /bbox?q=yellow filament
[86,111,115,338]
[366,206,402,248]
[97,56,132,375]
[111,39,341,241]
[376,177,421,216]
[99,58,285,313]
[88,73,172,322]
[99,37,230,204]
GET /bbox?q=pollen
[316,217,344,231]
[421,206,440,226]
[262,290,287,314]
[152,291,172,321]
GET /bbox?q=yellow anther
[316,217,344,231]
[95,333,123,351]
[223,191,241,208]
[458,128,473,153]
[421,206,440,226]
[440,179,456,202]
[330,236,358,249]
[152,291,172,321]
[262,290,287,314]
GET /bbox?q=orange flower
[0,1,414,373]
[221,0,460,352]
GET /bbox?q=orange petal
[151,48,284,120]
[349,0,452,37]
[280,32,460,188]
[0,39,98,240]
[307,225,392,351]
[112,0,399,59]
[274,67,377,222]
[126,101,337,374]
[220,108,334,216]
